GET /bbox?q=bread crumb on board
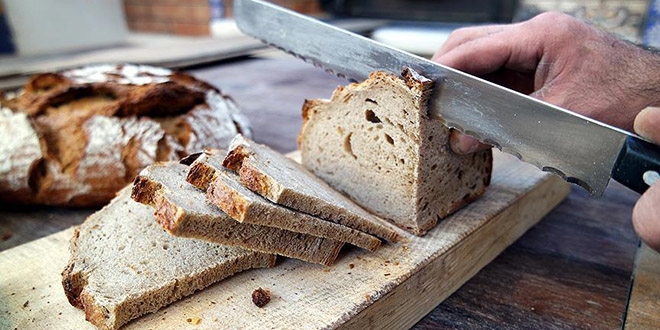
[252,288,271,308]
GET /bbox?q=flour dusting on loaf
[299,68,492,235]
[0,64,252,207]
[0,107,43,201]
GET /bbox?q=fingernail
[635,107,660,144]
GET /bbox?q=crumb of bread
[252,288,271,308]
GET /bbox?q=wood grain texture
[414,186,639,330]
[342,168,569,329]
[0,151,569,329]
[625,243,660,329]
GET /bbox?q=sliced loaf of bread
[131,162,344,265]
[186,151,382,251]
[299,68,492,235]
[62,187,276,330]
[223,134,400,242]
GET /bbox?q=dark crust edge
[222,144,248,172]
[186,158,218,191]
[131,175,156,206]
[61,227,84,309]
[131,173,181,233]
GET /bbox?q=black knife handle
[612,136,660,194]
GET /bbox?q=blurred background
[0,0,658,88]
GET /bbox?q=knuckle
[529,11,577,31]
[446,27,474,40]
[526,11,585,44]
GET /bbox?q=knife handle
[612,136,660,194]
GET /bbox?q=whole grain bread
[61,187,275,330]
[131,162,344,265]
[298,68,492,235]
[0,64,251,207]
[186,151,382,251]
[224,134,400,242]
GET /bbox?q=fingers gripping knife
[234,0,660,196]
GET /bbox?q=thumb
[632,106,660,252]
[633,182,660,252]
[634,107,660,144]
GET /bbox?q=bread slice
[223,134,400,242]
[62,187,276,330]
[299,68,492,235]
[186,151,382,251]
[131,162,344,265]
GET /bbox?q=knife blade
[234,0,660,196]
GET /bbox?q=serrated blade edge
[235,0,632,196]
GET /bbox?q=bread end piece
[299,68,493,236]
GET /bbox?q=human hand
[632,107,660,251]
[432,11,660,154]
[433,12,660,251]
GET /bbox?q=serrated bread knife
[234,0,660,196]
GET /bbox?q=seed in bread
[298,68,492,235]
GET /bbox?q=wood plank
[422,183,638,329]
[625,243,660,329]
[342,168,568,329]
[0,151,569,329]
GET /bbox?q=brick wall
[223,0,322,17]
[123,0,211,35]
[123,0,323,36]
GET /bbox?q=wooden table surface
[0,56,647,329]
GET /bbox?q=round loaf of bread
[0,64,251,207]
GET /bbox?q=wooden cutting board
[0,151,569,330]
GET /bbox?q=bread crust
[299,69,493,235]
[131,162,344,265]
[225,135,401,242]
[188,153,382,251]
[0,64,251,207]
[62,187,276,329]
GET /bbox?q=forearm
[602,39,660,126]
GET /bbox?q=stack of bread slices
[63,134,400,330]
[133,134,402,264]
